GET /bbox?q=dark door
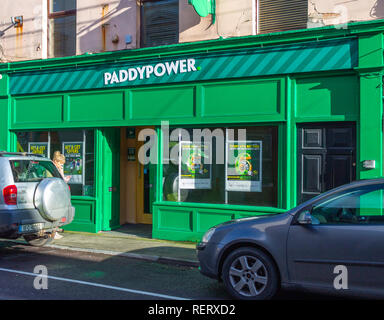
[297,123,356,204]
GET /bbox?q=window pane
[50,0,76,13]
[311,185,384,224]
[10,160,62,182]
[49,15,76,57]
[228,127,278,207]
[16,131,48,154]
[16,130,95,197]
[162,126,278,207]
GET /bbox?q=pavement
[26,224,200,267]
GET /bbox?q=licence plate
[19,223,44,233]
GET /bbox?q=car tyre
[23,235,53,247]
[222,247,279,300]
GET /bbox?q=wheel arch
[217,241,282,284]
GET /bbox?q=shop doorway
[120,127,156,225]
[297,123,356,204]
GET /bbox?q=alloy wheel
[228,255,268,297]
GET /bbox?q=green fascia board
[8,38,357,95]
[2,19,384,74]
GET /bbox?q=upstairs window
[258,0,308,34]
[48,0,77,57]
[140,0,179,48]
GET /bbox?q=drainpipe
[252,0,258,35]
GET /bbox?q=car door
[287,183,384,296]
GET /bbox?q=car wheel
[23,235,53,247]
[222,247,279,300]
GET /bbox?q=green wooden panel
[153,203,285,241]
[359,74,383,179]
[157,207,193,232]
[130,86,195,119]
[196,210,234,232]
[0,74,8,97]
[13,95,63,125]
[99,128,121,231]
[0,99,9,150]
[295,76,358,119]
[63,199,97,233]
[358,34,384,69]
[202,80,281,118]
[68,91,124,122]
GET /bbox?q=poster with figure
[28,142,49,158]
[226,141,262,192]
[179,141,211,189]
[62,142,84,184]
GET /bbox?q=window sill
[153,201,286,213]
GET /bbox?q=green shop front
[0,20,383,241]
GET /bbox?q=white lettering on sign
[104,59,198,85]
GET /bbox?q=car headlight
[201,227,216,243]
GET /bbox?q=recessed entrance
[120,127,156,225]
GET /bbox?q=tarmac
[45,224,200,267]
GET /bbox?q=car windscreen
[10,160,62,183]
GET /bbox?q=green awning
[188,0,216,23]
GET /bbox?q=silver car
[0,152,75,246]
[197,178,384,300]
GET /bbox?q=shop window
[162,126,278,207]
[16,129,95,197]
[140,0,179,48]
[48,0,77,57]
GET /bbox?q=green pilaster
[0,72,10,151]
[358,34,384,179]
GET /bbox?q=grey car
[0,152,75,246]
[197,178,384,300]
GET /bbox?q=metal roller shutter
[259,0,308,34]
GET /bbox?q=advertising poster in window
[28,142,49,158]
[179,142,212,189]
[226,141,262,192]
[62,142,84,184]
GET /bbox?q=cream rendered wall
[0,0,43,62]
[1,0,383,62]
[76,0,137,54]
[179,0,253,43]
[308,0,384,28]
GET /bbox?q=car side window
[10,160,61,182]
[310,185,384,225]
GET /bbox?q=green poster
[179,142,211,189]
[226,141,262,192]
[62,142,84,184]
[28,142,49,158]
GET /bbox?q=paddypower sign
[8,38,357,95]
[104,59,198,85]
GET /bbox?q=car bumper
[196,241,224,280]
[0,206,75,238]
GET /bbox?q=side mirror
[297,209,320,225]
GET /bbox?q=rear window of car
[10,160,62,183]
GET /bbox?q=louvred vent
[259,0,308,34]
